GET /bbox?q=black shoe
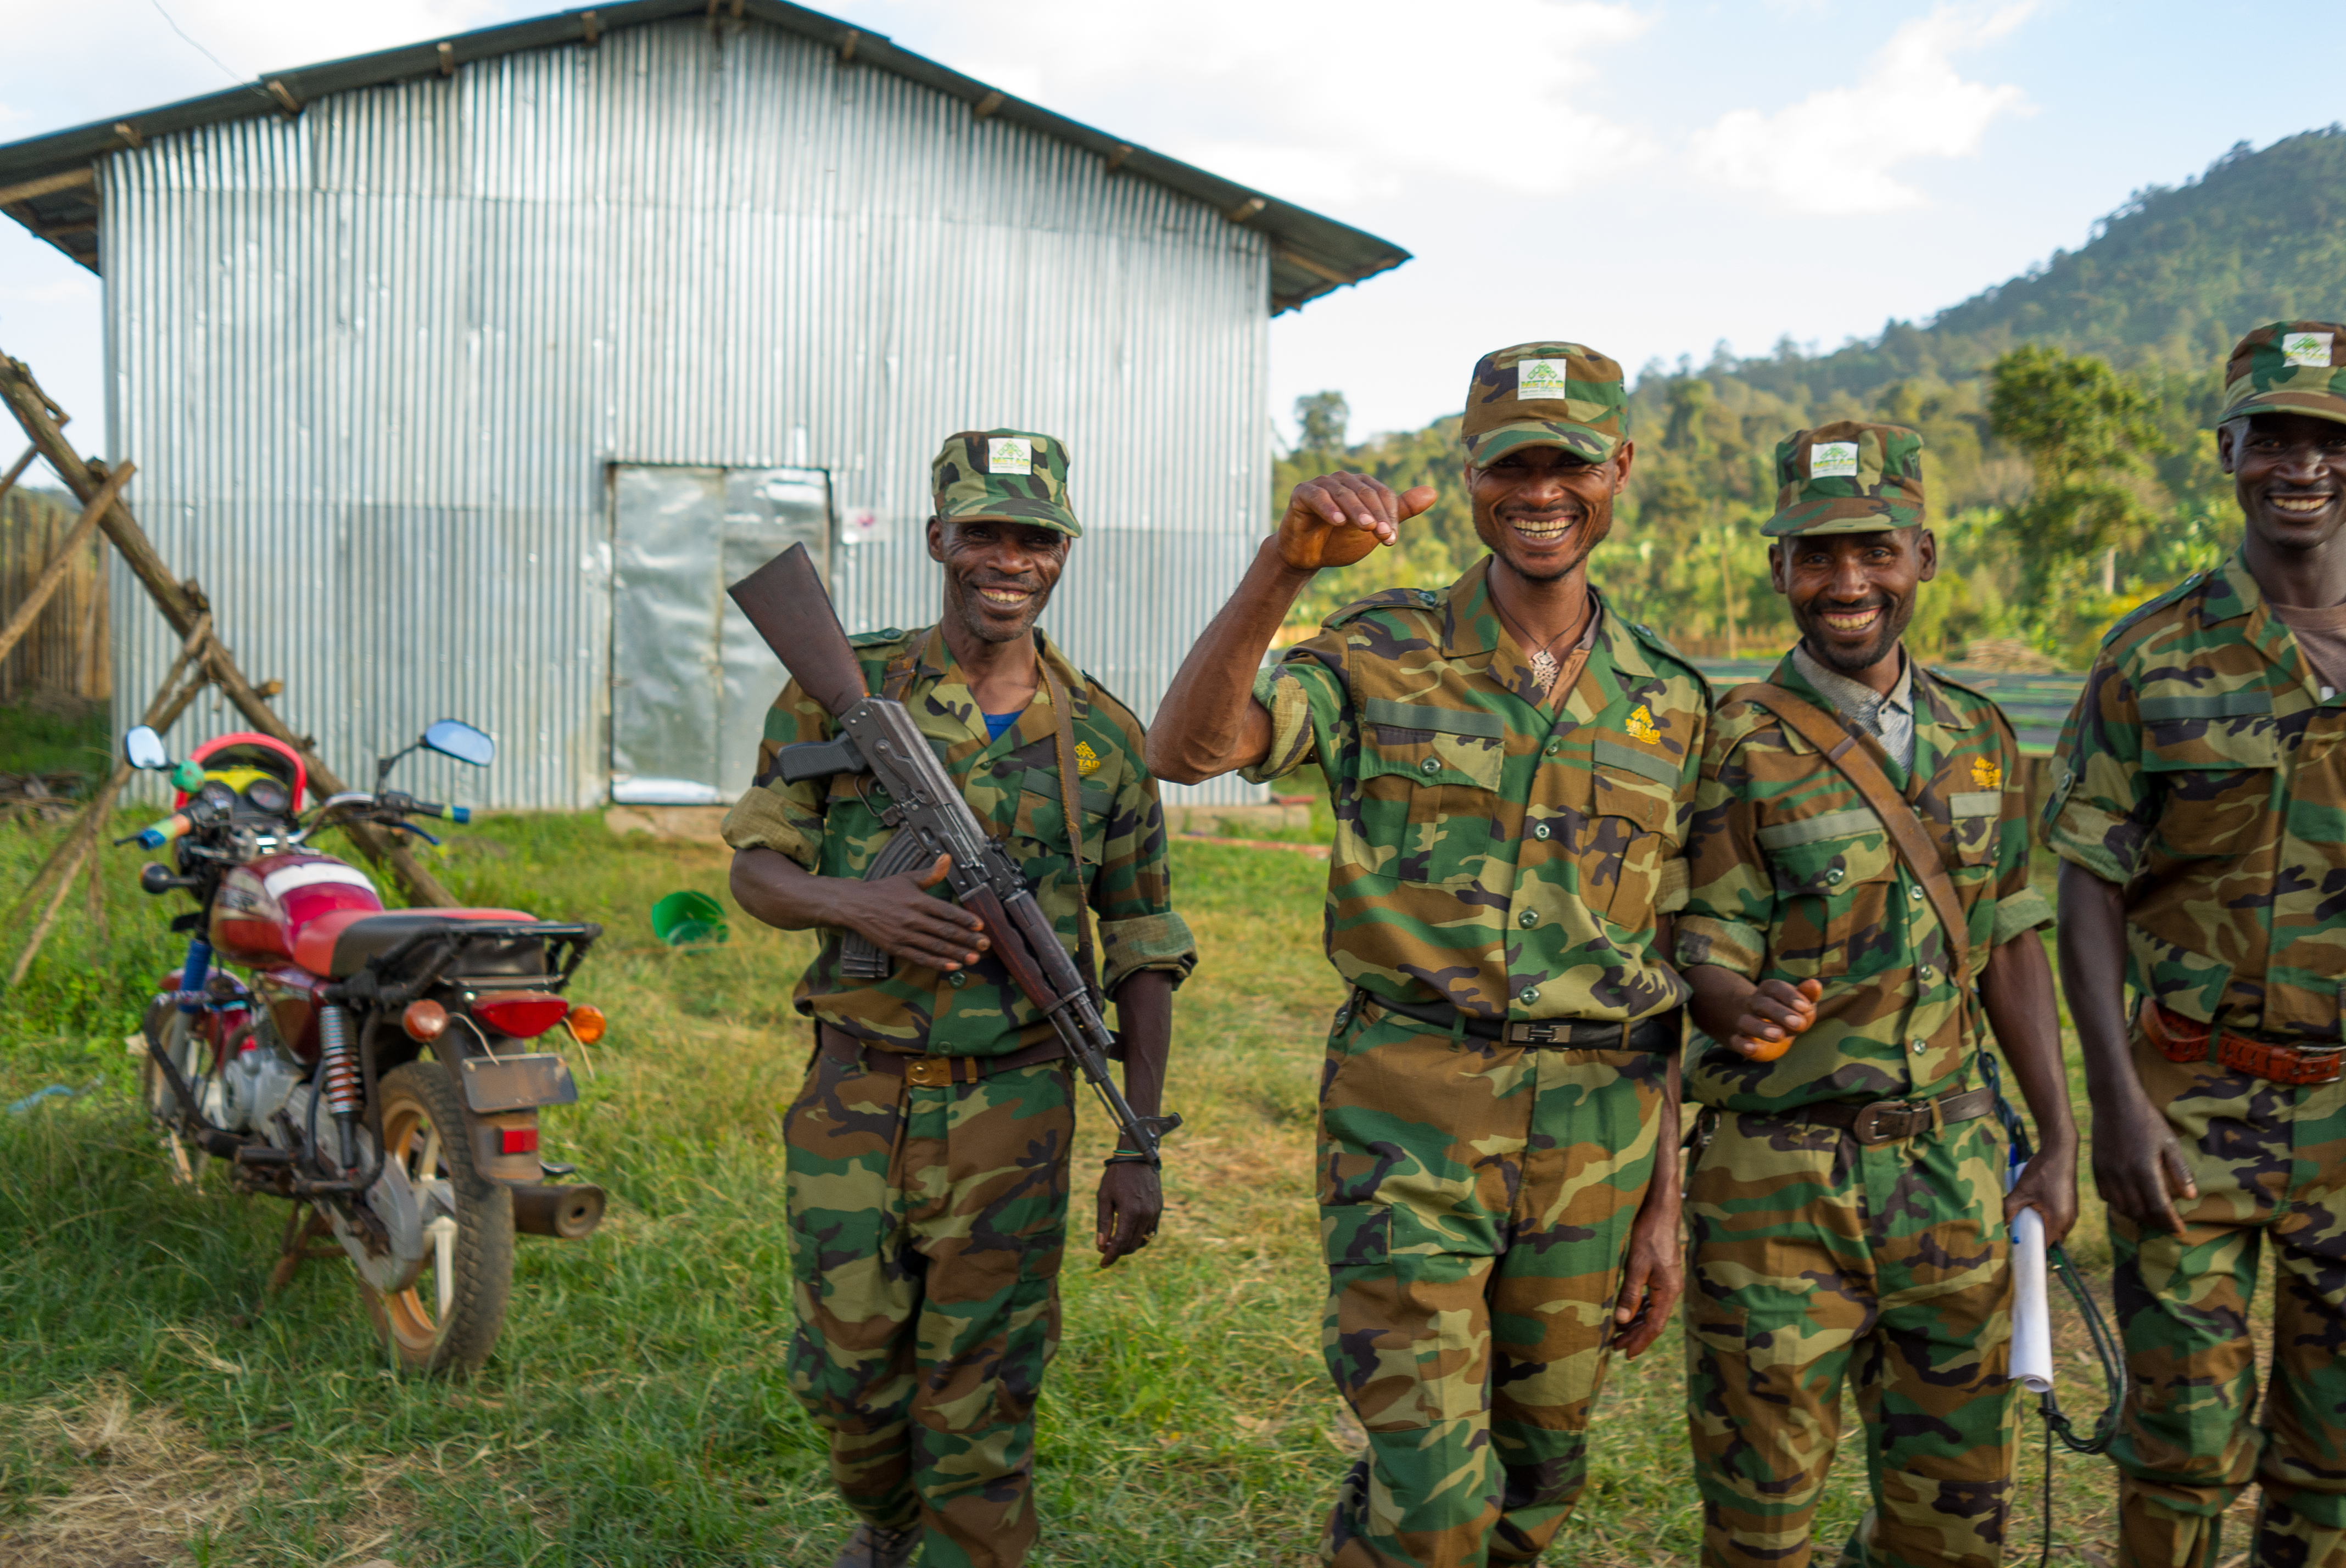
[828,1521,919,1568]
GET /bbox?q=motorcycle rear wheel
[361,1061,515,1375]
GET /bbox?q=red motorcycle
[119,719,607,1374]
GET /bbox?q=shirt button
[1519,986,1540,1006]
[1919,964,1935,981]
[948,971,968,989]
[1911,1038,1926,1054]
[1532,823,1551,841]
[1420,757,1441,775]
[1825,868,1844,884]
[1518,910,1538,928]
[1909,885,1925,901]
[1544,741,1561,757]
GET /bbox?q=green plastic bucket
[651,890,730,950]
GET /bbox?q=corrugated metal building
[0,1,1405,808]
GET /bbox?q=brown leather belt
[2141,1000,2342,1088]
[817,1024,1064,1088]
[1786,1085,1997,1146]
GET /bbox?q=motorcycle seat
[295,908,537,979]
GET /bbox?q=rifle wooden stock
[725,543,869,717]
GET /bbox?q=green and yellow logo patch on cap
[1760,421,1927,537]
[1460,341,1627,466]
[2219,321,2346,429]
[931,428,1083,537]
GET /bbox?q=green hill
[1281,128,2346,663]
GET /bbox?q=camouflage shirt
[1677,653,2053,1112]
[1244,558,1707,1024]
[2045,549,2346,1041]
[721,624,1196,1056]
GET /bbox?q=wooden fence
[0,484,108,704]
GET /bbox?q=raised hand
[1275,472,1437,571]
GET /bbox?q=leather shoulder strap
[1729,681,1972,978]
[1039,660,1102,1005]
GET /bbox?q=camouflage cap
[930,429,1083,537]
[1460,342,1628,466]
[1760,420,1927,537]
[2218,321,2346,428]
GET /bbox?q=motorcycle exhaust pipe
[509,1181,606,1240]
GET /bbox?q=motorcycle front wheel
[361,1060,515,1374]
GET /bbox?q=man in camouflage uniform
[2048,321,2346,1568]
[1674,422,2078,1568]
[725,430,1196,1568]
[1150,343,1702,1568]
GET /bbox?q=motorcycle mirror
[123,726,170,770]
[421,719,495,768]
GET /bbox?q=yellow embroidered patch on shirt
[1626,704,1660,743]
[1973,756,2003,789]
[1075,741,1102,776]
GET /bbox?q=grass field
[0,808,2161,1565]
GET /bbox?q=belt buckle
[1850,1098,1919,1146]
[1514,1021,1565,1046]
[904,1057,954,1089]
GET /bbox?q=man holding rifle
[724,429,1196,1568]
[2048,321,2346,1568]
[1152,343,1702,1567]
[1673,423,2075,1568]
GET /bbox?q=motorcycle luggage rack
[326,920,602,1009]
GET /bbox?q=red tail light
[499,1127,540,1155]
[470,992,571,1039]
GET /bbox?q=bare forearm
[1980,929,2075,1148]
[2055,861,2142,1115]
[729,845,842,931]
[1643,1052,1683,1209]
[1147,540,1316,783]
[1112,969,1174,1121]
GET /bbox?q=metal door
[609,464,832,804]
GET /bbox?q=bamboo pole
[0,353,456,908]
[0,459,131,668]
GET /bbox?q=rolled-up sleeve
[1673,735,1773,981]
[1093,725,1198,991]
[719,679,832,870]
[2042,659,2150,886]
[1239,633,1349,786]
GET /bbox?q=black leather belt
[1785,1085,1997,1146]
[816,1024,1064,1087]
[1354,992,1679,1051]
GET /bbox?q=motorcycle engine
[219,1012,301,1136]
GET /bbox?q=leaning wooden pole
[0,353,456,908]
[0,458,131,668]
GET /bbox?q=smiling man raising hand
[2047,322,2346,1568]
[1150,342,1708,1568]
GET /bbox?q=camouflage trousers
[783,1045,1072,1568]
[1685,1107,2013,1568]
[1316,1005,1668,1568]
[2108,1031,2346,1568]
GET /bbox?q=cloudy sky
[3,0,2343,451]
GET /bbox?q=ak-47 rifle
[726,544,1181,1169]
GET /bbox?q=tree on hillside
[1988,344,2172,658]
[1295,391,1348,458]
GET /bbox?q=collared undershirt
[1791,642,1916,770]
[2268,600,2346,700]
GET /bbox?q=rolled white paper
[2010,1205,2054,1394]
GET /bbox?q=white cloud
[837,0,1656,206]
[1687,3,2034,215]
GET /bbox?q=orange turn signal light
[401,999,449,1041]
[566,1004,607,1045]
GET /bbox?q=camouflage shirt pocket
[1572,744,1683,925]
[1355,698,1509,884]
[1756,808,1896,978]
[1945,790,2001,868]
[2138,687,2281,861]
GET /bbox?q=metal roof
[0,0,1406,315]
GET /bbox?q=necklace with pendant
[1497,592,1590,695]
